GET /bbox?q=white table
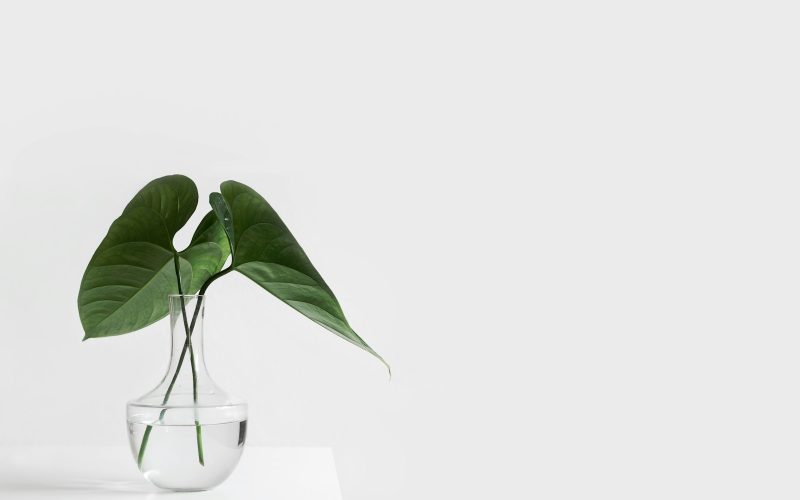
[0,446,342,499]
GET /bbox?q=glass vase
[126,294,247,491]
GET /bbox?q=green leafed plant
[78,174,387,466]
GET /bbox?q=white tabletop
[0,446,342,499]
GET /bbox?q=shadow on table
[0,477,156,495]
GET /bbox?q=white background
[0,1,798,499]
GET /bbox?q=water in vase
[128,418,247,491]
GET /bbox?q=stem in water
[136,258,225,468]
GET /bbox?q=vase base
[130,419,247,491]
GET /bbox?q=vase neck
[166,294,210,385]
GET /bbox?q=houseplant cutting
[77,175,388,491]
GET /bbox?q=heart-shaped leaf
[218,180,388,372]
[78,175,229,339]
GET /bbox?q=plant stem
[173,257,205,466]
[178,293,205,466]
[136,265,232,469]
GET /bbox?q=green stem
[137,425,152,467]
[172,257,204,466]
[136,261,232,468]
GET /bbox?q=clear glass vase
[127,294,247,491]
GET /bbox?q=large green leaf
[78,175,228,339]
[218,180,388,371]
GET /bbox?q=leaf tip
[368,348,391,379]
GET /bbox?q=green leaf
[124,175,198,235]
[78,175,202,339]
[219,180,389,372]
[209,192,235,256]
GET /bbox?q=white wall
[1,1,799,498]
